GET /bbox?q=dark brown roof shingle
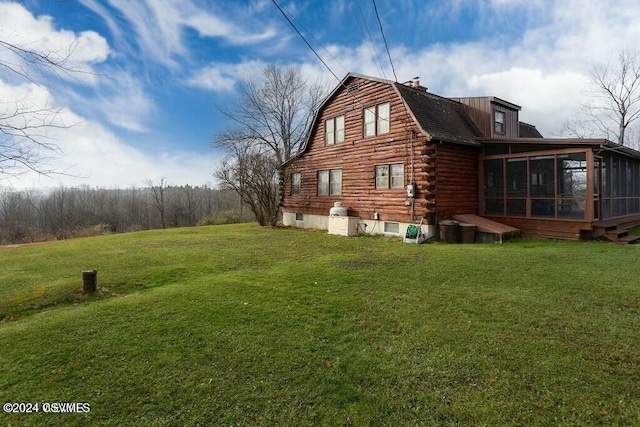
[395,84,483,146]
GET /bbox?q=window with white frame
[318,169,342,195]
[325,115,345,145]
[292,172,301,195]
[364,102,390,137]
[390,163,404,188]
[375,163,404,188]
[330,169,342,195]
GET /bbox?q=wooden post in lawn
[82,269,97,294]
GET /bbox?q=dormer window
[494,110,506,134]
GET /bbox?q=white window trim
[318,169,342,196]
[364,102,390,137]
[375,163,404,189]
[325,115,345,145]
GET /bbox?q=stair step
[618,235,640,244]
[606,228,630,239]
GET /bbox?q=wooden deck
[452,214,520,243]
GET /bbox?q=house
[281,73,640,242]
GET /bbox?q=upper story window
[375,163,404,188]
[318,169,342,195]
[494,110,506,134]
[291,172,301,195]
[325,115,345,145]
[364,102,390,137]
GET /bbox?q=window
[383,221,400,234]
[336,115,345,143]
[318,170,329,195]
[390,163,404,188]
[291,173,301,195]
[295,213,303,221]
[494,110,505,134]
[375,163,404,188]
[318,169,342,195]
[330,169,342,195]
[375,165,388,188]
[364,102,390,137]
[325,115,345,145]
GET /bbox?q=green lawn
[1,224,639,426]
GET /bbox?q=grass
[1,224,639,425]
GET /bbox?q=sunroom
[478,138,640,240]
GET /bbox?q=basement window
[383,221,400,234]
[295,213,303,221]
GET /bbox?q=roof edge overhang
[391,82,433,142]
[479,137,640,160]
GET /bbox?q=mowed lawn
[1,224,638,426]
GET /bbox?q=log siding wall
[283,78,434,224]
[434,143,480,220]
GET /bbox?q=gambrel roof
[286,73,483,165]
[395,83,482,146]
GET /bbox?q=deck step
[606,228,630,239]
[617,235,640,244]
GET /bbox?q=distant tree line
[0,184,253,245]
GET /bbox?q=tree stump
[82,269,97,293]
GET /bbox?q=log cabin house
[281,73,640,243]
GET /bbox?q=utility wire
[372,0,398,82]
[271,0,394,127]
[355,0,387,80]
[270,0,342,83]
[275,1,350,77]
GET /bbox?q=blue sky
[1,0,639,189]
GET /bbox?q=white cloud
[105,0,277,68]
[185,61,267,92]
[0,2,110,84]
[302,0,640,139]
[0,78,214,189]
[4,112,219,190]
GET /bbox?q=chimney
[402,76,427,91]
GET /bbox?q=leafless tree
[0,30,84,179]
[565,50,640,148]
[214,65,324,226]
[145,177,168,229]
[214,135,279,226]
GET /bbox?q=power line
[372,0,398,82]
[355,0,387,80]
[271,0,395,128]
[270,0,342,83]
[276,1,350,77]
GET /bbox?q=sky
[1,0,639,190]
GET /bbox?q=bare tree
[214,135,279,226]
[214,65,324,226]
[565,50,640,148]
[0,29,83,178]
[145,177,168,229]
